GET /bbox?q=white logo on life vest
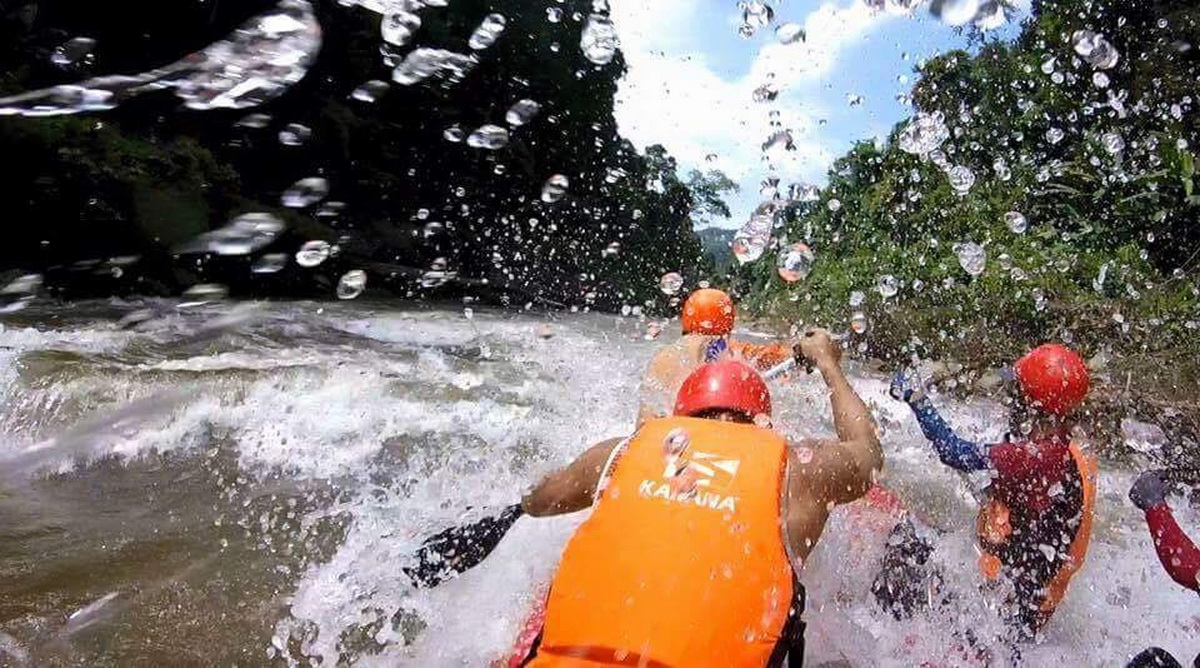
[638,479,739,512]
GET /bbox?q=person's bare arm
[521,437,624,517]
[795,329,882,505]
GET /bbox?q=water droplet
[827,198,842,212]
[993,158,1011,181]
[602,241,621,257]
[546,7,563,23]
[580,14,619,65]
[295,240,331,268]
[791,183,820,202]
[278,123,311,147]
[381,10,421,47]
[1092,71,1110,88]
[849,290,865,307]
[953,241,987,276]
[1046,127,1064,145]
[850,312,869,334]
[50,37,97,69]
[1102,132,1125,154]
[468,13,507,50]
[738,1,774,37]
[877,274,900,298]
[846,93,864,107]
[1004,211,1028,234]
[392,48,478,86]
[0,274,42,312]
[181,283,228,304]
[761,129,795,155]
[237,113,272,129]
[777,243,815,282]
[898,111,949,156]
[351,79,390,103]
[420,258,457,288]
[930,0,982,27]
[1071,30,1120,69]
[336,270,368,300]
[605,167,627,183]
[252,253,288,274]
[753,83,779,103]
[466,124,509,150]
[946,165,976,195]
[1040,57,1056,75]
[281,177,329,208]
[663,428,690,457]
[732,214,773,264]
[505,99,542,126]
[659,272,684,295]
[541,174,570,203]
[176,213,285,256]
[776,22,805,44]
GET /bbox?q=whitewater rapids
[0,301,1193,665]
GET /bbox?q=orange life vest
[528,417,795,668]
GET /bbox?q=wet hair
[692,408,755,424]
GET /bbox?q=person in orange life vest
[1125,470,1200,668]
[890,343,1097,637]
[521,329,882,667]
[637,288,796,427]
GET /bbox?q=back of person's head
[681,288,735,336]
[1012,343,1090,416]
[674,360,771,424]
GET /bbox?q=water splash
[0,0,321,117]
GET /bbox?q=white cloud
[748,1,892,88]
[607,0,901,225]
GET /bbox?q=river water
[0,300,1194,666]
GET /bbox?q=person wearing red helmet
[890,343,1097,638]
[637,288,795,426]
[514,329,881,666]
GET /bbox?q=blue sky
[607,0,1026,228]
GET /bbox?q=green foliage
[737,0,1200,370]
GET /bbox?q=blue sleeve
[908,399,989,472]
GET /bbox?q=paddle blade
[404,504,524,588]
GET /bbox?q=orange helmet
[674,360,771,421]
[1013,344,1090,416]
[681,288,735,335]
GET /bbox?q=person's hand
[890,368,925,404]
[797,328,841,368]
[1129,470,1168,511]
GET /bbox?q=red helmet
[674,360,772,421]
[1013,344,1090,416]
[681,288,735,336]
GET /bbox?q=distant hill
[695,226,735,271]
